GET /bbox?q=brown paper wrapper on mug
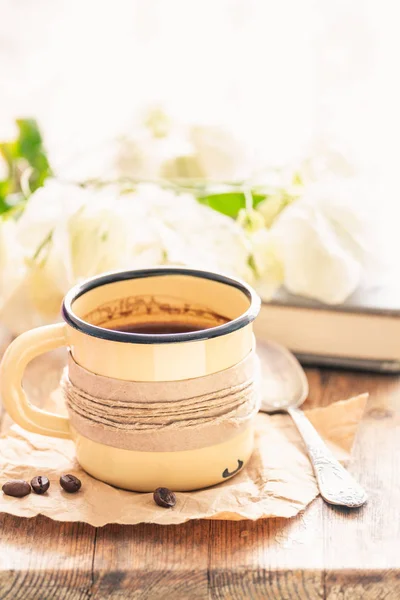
[63,350,259,452]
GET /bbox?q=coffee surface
[111,321,213,334]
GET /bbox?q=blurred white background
[1,0,400,337]
[1,0,399,185]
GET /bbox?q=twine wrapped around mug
[62,350,261,452]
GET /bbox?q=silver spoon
[257,340,367,508]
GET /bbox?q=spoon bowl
[257,340,309,412]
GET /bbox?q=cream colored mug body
[0,268,260,491]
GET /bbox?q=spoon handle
[287,406,367,508]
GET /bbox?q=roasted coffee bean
[153,487,176,508]
[31,475,50,495]
[60,474,82,493]
[2,480,31,498]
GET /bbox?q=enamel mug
[0,267,261,491]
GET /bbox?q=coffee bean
[153,487,176,508]
[31,475,50,495]
[60,474,82,493]
[2,480,31,498]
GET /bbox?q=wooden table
[0,366,399,599]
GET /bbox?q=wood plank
[91,369,400,599]
[320,371,400,599]
[313,371,400,571]
[92,521,211,599]
[0,515,96,600]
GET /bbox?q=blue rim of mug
[62,267,261,344]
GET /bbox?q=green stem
[32,230,53,262]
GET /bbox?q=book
[254,286,400,373]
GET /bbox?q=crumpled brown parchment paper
[0,388,367,526]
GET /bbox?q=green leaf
[0,141,18,168]
[0,196,9,214]
[0,118,52,216]
[198,191,265,219]
[0,179,12,214]
[16,119,51,191]
[0,179,10,197]
[251,194,265,208]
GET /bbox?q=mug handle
[0,323,71,439]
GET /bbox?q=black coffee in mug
[111,313,232,334]
[113,321,211,334]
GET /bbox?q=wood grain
[0,514,96,599]
[0,367,399,599]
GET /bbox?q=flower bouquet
[0,114,390,336]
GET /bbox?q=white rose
[0,218,26,310]
[270,178,388,304]
[33,191,131,308]
[188,125,254,181]
[307,178,394,287]
[1,181,257,334]
[299,138,358,183]
[0,218,56,334]
[128,184,252,280]
[15,179,88,253]
[115,115,257,182]
[248,228,284,300]
[115,110,191,180]
[0,154,8,180]
[2,180,133,329]
[117,131,192,180]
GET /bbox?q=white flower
[0,218,25,310]
[117,130,191,180]
[115,118,256,182]
[0,218,54,334]
[306,178,394,287]
[1,180,133,329]
[0,154,8,180]
[122,184,253,280]
[257,195,287,229]
[188,125,253,181]
[299,138,358,183]
[270,178,389,304]
[256,191,299,229]
[0,182,255,334]
[248,228,284,300]
[15,179,89,254]
[33,187,132,302]
[69,203,131,280]
[115,110,191,180]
